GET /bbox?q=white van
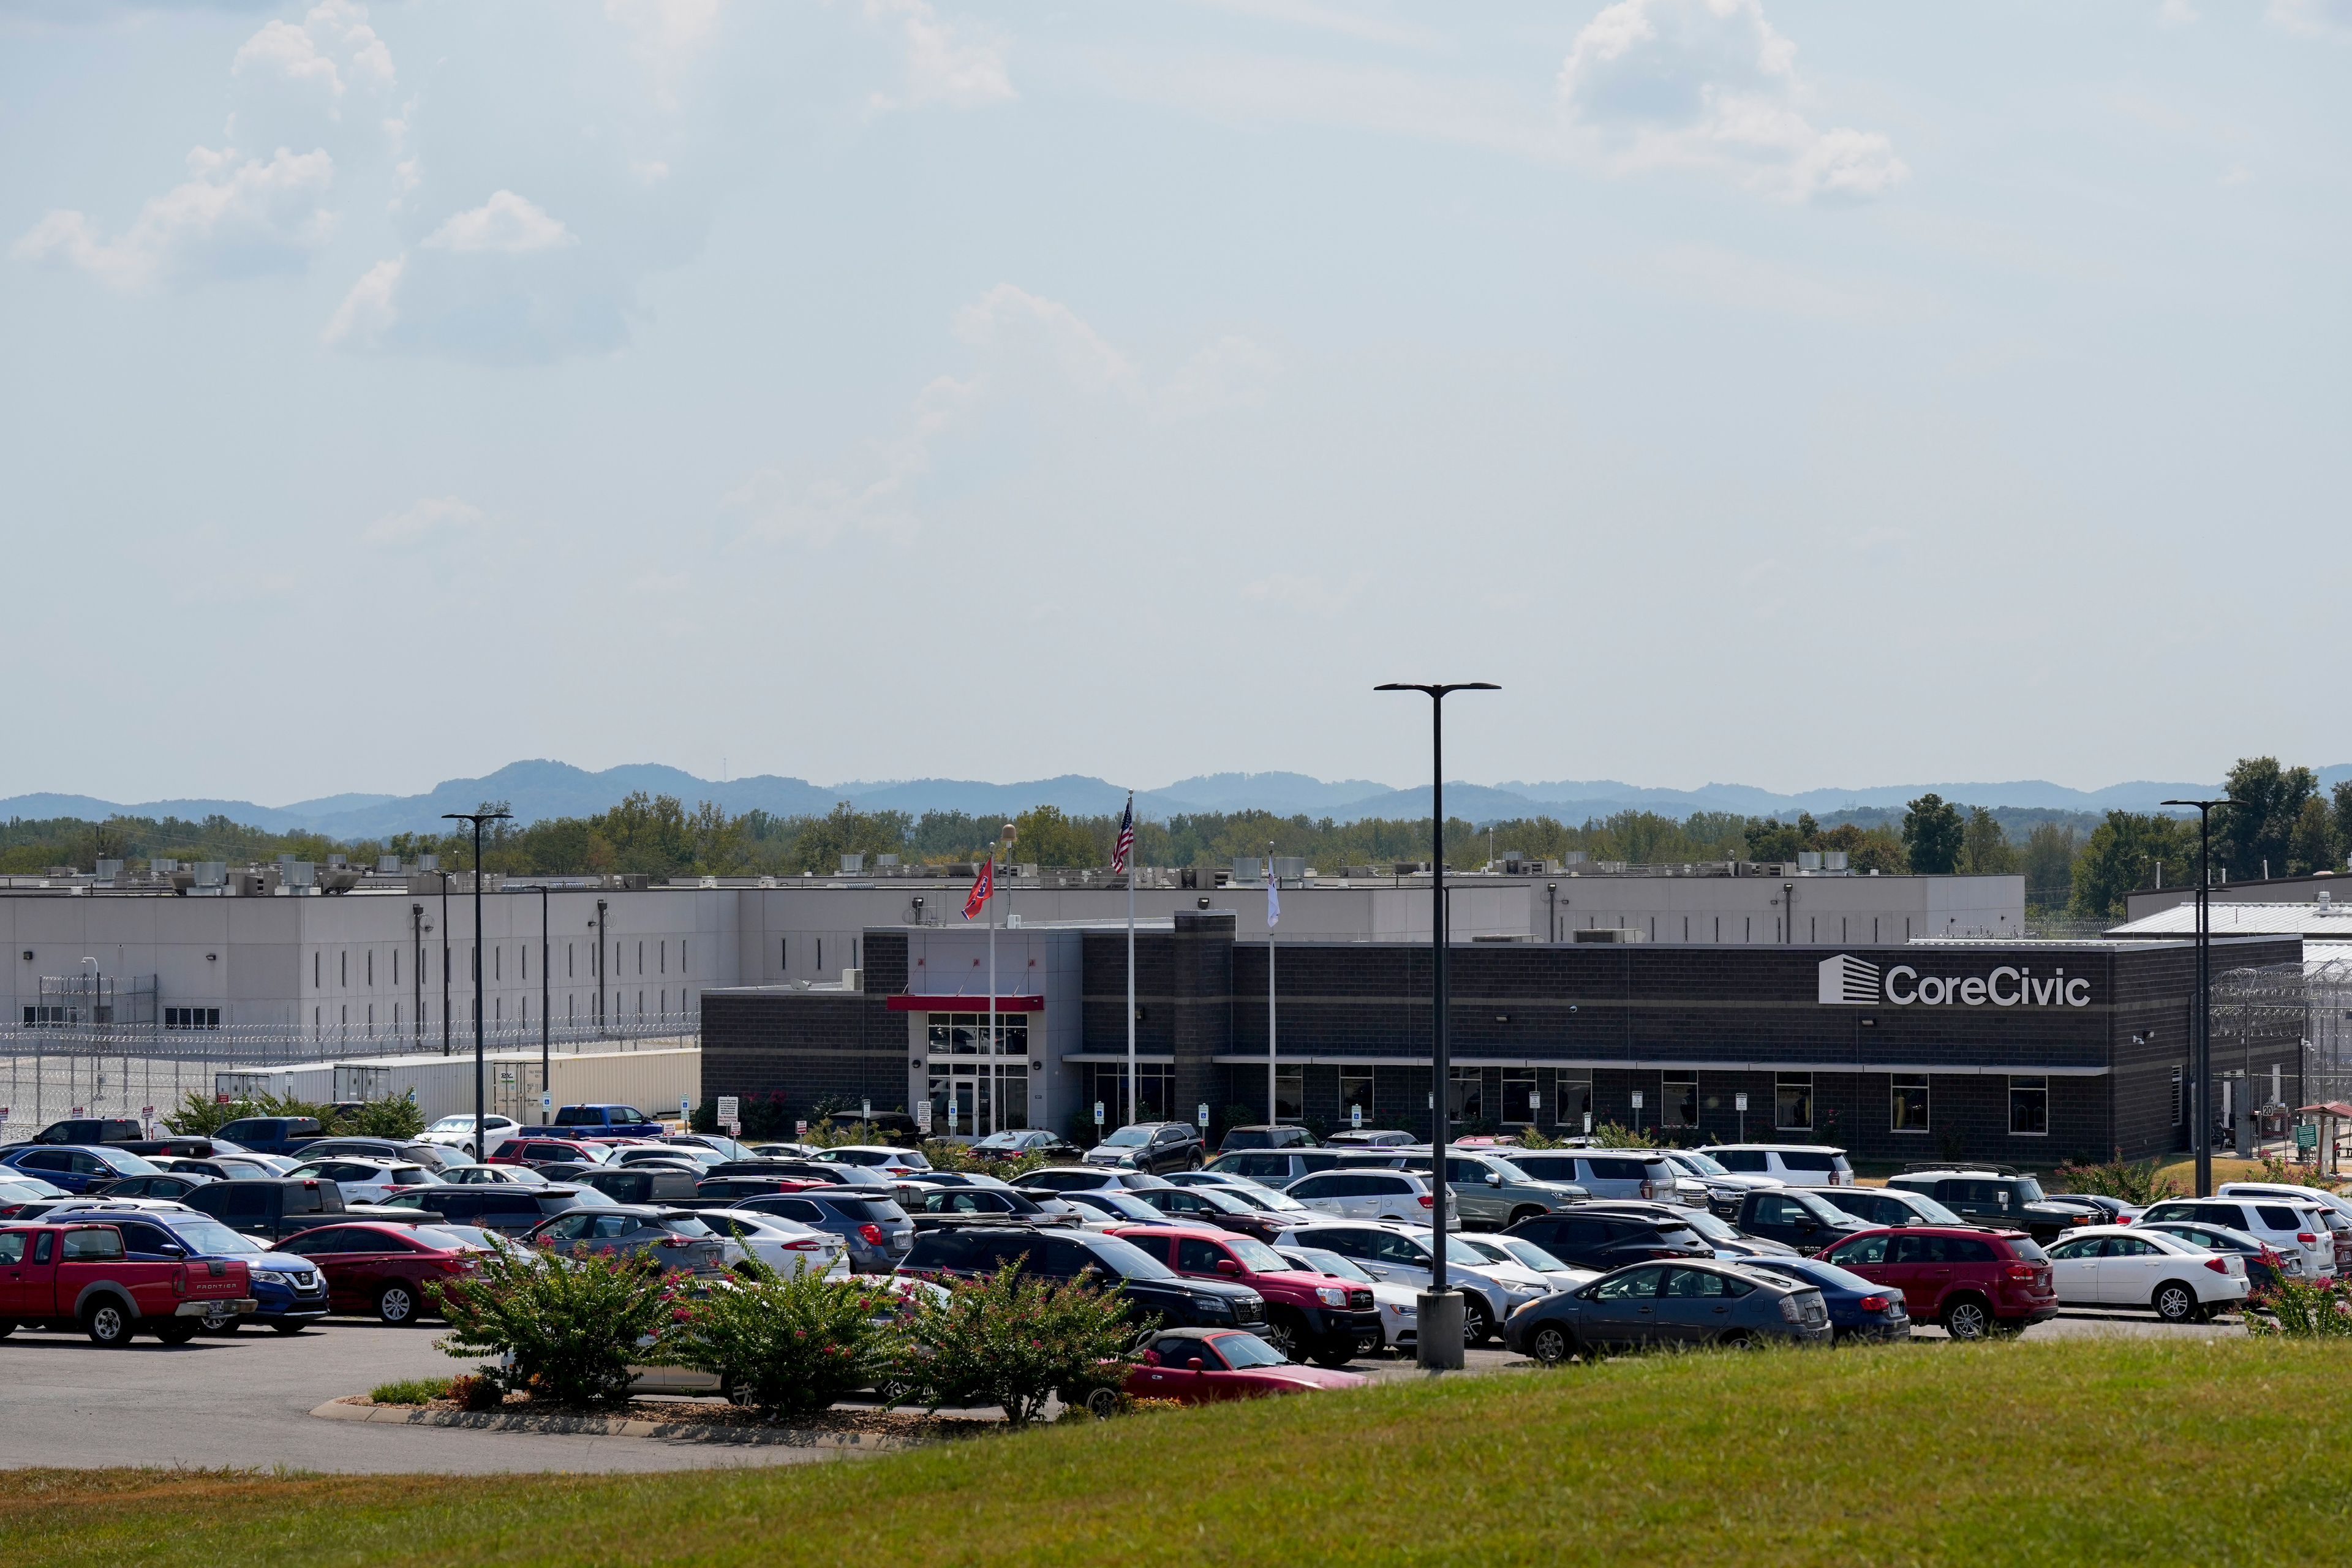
[1706,1145,1855,1188]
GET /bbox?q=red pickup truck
[0,1223,256,1345]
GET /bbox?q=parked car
[1281,1169,1458,1227]
[1503,1149,1681,1203]
[660,1133,758,1161]
[691,1189,916,1272]
[210,1117,328,1157]
[279,1221,490,1323]
[581,1168,703,1205]
[0,1176,70,1218]
[1818,1226,2057,1339]
[1112,1224,1379,1366]
[1273,1242,1420,1351]
[375,1183,612,1237]
[31,1117,144,1146]
[1273,1219,1542,1345]
[1504,1259,1832,1362]
[281,1156,446,1205]
[1131,1183,1291,1242]
[0,1221,254,1344]
[298,1137,440,1164]
[1164,1172,1316,1221]
[2041,1224,2248,1322]
[814,1145,933,1177]
[2051,1193,2144,1227]
[690,1208,846,1276]
[2,1145,168,1195]
[41,1202,330,1332]
[1323,1129,1414,1148]
[1451,1234,1599,1294]
[551,1105,666,1140]
[1819,1185,1967,1231]
[415,1114,524,1160]
[2139,1220,2297,1291]
[490,1137,616,1169]
[1728,1187,1872,1253]
[88,1172,213,1202]
[1734,1255,1912,1342]
[1503,1208,1716,1275]
[2136,1197,2336,1281]
[2218,1183,2352,1270]
[1884,1167,2101,1243]
[1035,1188,1169,1228]
[159,1154,290,1183]
[896,1221,1269,1332]
[901,1184,1083,1229]
[1085,1123,1207,1175]
[1207,1150,1345,1185]
[1430,1150,1588,1230]
[968,1129,1080,1164]
[612,1145,723,1172]
[1706,1145,1856,1188]
[1657,1147,1784,1214]
[1126,1327,1366,1402]
[709,1158,884,1187]
[525,1205,740,1274]
[1019,1166,1174,1195]
[183,1177,352,1245]
[695,1174,830,1202]
[439,1163,551,1187]
[1216,1125,1317,1154]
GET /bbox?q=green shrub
[800,1116,885,1150]
[430,1247,682,1408]
[919,1138,985,1173]
[668,1263,907,1418]
[162,1087,423,1140]
[2248,1278,2352,1337]
[447,1373,505,1411]
[369,1376,453,1405]
[2052,1150,2184,1207]
[902,1264,1138,1427]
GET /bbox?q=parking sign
[717,1095,740,1123]
[1350,1104,1363,1129]
[1196,1102,1209,1129]
[1093,1101,1104,1126]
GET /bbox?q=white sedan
[1275,1242,1420,1352]
[2043,1224,2248,1322]
[694,1208,847,1276]
[416,1114,524,1161]
[282,1156,445,1205]
[1453,1233,1597,1294]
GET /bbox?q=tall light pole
[439,869,453,1058]
[2162,796,2250,1197]
[1376,679,1498,1373]
[443,811,511,1169]
[540,883,551,1123]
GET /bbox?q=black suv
[1504,1209,1713,1272]
[184,1177,350,1243]
[32,1118,144,1146]
[375,1184,611,1235]
[1084,1122,1206,1175]
[898,1221,1268,1332]
[582,1168,701,1205]
[1885,1166,2103,1243]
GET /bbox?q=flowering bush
[2247,1278,2352,1338]
[2052,1149,2183,1206]
[668,1262,907,1418]
[901,1264,1138,1427]
[430,1248,680,1408]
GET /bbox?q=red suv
[1818,1226,2055,1340]
[490,1138,608,1168]
[1112,1224,1380,1368]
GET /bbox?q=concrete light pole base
[1414,1291,1466,1371]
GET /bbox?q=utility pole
[2163,796,2249,1197]
[443,811,512,1166]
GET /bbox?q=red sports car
[278,1221,489,1324]
[1125,1328,1368,1404]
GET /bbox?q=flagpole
[1266,841,1277,1128]
[1125,798,1137,1129]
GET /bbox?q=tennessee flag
[963,856,994,921]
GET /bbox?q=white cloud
[630,158,673,184]
[953,283,1139,396]
[2156,0,2199,26]
[321,255,402,347]
[232,1,396,105]
[1557,0,1908,203]
[723,374,982,546]
[364,494,486,545]
[1159,334,1279,421]
[2267,0,2352,36]
[13,145,335,291]
[423,190,577,255]
[1240,571,1370,617]
[605,0,732,109]
[864,0,1016,110]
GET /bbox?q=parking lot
[0,1303,2244,1474]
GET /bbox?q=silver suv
[1506,1148,1680,1202]
[1385,1149,1588,1230]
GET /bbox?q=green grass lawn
[11,1338,2352,1566]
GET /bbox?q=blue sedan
[1736,1255,1912,1343]
[1,1144,167,1194]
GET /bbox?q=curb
[309,1399,920,1450]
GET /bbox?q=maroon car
[279,1221,486,1324]
[1818,1225,2056,1340]
[1110,1224,1379,1367]
[489,1138,611,1169]
[1126,1327,1366,1403]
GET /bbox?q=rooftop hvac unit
[95,859,123,884]
[1231,855,1262,883]
[287,861,317,889]
[1561,851,1588,865]
[1273,856,1306,881]
[840,852,865,875]
[1823,851,1849,872]
[877,854,900,868]
[419,853,439,872]
[195,862,227,887]
[377,856,402,873]
[1798,851,1822,872]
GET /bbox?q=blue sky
[4,0,2346,805]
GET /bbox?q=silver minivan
[1506,1148,1680,1202]
[1706,1145,1855,1188]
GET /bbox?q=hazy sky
[5,0,2346,805]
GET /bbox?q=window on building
[1340,1069,1373,1125]
[522,946,528,981]
[638,941,644,974]
[366,951,373,986]
[23,1005,67,1027]
[340,952,347,987]
[2170,1068,2182,1127]
[816,939,823,974]
[568,943,575,978]
[682,939,688,971]
[314,952,320,989]
[2011,1076,2049,1136]
[1273,1066,1303,1123]
[660,940,666,974]
[1448,1066,1483,1125]
[164,1008,221,1031]
[779,938,786,971]
[1664,1071,1698,1128]
[495,947,501,981]
[1775,1072,1813,1131]
[1891,1074,1929,1133]
[1501,1069,1537,1125]
[393,950,399,984]
[1082,1061,1170,1125]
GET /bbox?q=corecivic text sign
[1819,954,2090,1009]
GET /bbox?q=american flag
[963,856,993,920]
[1111,793,1135,875]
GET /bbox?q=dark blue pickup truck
[551,1104,665,1140]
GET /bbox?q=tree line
[9,755,2343,922]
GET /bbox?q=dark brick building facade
[701,915,2301,1166]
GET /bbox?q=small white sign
[679,1098,691,1120]
[724,1120,741,1137]
[717,1095,740,1122]
[1630,1090,1645,1110]
[541,1093,552,1111]
[1093,1101,1105,1126]
[862,1098,872,1121]
[1351,1104,1363,1129]
[1196,1102,1210,1129]
[795,1118,809,1139]
[1735,1092,1749,1112]
[1528,1090,1540,1111]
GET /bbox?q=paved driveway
[0,1319,838,1474]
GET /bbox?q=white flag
[1267,859,1280,927]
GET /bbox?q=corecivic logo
[1818,954,2090,1008]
